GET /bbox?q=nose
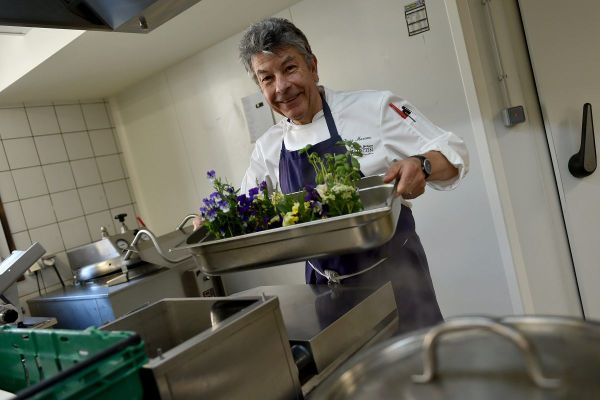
[275,74,291,94]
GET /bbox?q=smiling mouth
[278,94,300,104]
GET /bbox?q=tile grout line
[52,103,89,249]
[81,101,116,238]
[10,201,136,236]
[24,104,66,253]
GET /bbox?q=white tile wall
[55,104,86,133]
[86,210,115,240]
[97,154,124,182]
[0,142,9,171]
[89,129,117,156]
[82,103,111,130]
[51,189,84,221]
[4,138,40,169]
[59,217,91,249]
[104,180,131,208]
[43,162,76,193]
[113,129,122,152]
[63,131,93,160]
[12,167,48,199]
[0,102,137,306]
[0,108,31,139]
[120,154,129,178]
[35,135,68,164]
[126,179,136,202]
[12,231,31,249]
[4,201,26,233]
[0,171,18,202]
[29,224,64,255]
[71,158,101,187]
[26,106,61,136]
[21,195,56,228]
[78,184,108,214]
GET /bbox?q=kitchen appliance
[27,258,212,329]
[101,296,303,400]
[28,216,217,329]
[67,232,144,284]
[312,316,600,399]
[176,175,402,275]
[0,243,46,325]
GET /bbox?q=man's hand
[192,216,203,231]
[383,158,425,199]
[383,151,459,199]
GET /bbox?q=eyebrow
[255,55,296,76]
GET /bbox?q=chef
[238,17,469,332]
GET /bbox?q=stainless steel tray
[174,175,401,275]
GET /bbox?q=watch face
[423,159,432,175]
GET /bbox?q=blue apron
[278,95,443,333]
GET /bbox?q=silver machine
[0,243,47,326]
[27,214,221,329]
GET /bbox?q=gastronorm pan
[173,175,401,275]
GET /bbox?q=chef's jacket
[241,87,469,197]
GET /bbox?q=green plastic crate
[0,327,147,400]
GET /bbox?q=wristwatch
[411,155,432,179]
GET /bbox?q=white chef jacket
[241,87,469,197]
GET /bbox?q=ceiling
[0,0,299,104]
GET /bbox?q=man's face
[251,46,321,125]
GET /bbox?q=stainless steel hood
[0,0,202,33]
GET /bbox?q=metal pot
[312,316,600,399]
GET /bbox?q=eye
[286,65,297,73]
[260,75,273,84]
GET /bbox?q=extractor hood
[0,0,202,33]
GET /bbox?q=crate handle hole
[60,336,69,342]
[21,335,29,340]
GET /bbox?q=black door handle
[568,103,597,178]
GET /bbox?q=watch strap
[411,155,431,179]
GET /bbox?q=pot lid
[312,316,600,400]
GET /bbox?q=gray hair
[239,17,314,83]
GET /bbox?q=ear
[310,55,319,82]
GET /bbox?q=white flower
[316,184,328,199]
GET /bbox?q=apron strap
[321,94,341,139]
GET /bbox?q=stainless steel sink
[101,296,302,400]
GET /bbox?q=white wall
[0,29,83,97]
[112,0,518,316]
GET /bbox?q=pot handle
[412,317,560,389]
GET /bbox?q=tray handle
[124,229,191,264]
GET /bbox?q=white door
[519,0,600,319]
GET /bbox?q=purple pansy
[207,170,216,181]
